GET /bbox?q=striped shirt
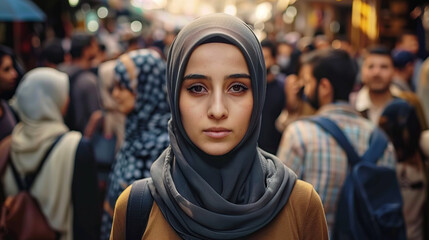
[277,103,396,232]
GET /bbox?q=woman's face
[0,55,18,93]
[112,84,136,115]
[180,43,253,156]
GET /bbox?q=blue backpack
[309,116,406,240]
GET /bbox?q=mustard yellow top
[110,180,328,240]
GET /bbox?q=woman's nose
[207,91,228,120]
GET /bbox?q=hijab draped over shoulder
[150,13,297,240]
[8,68,81,240]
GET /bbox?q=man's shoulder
[288,112,375,140]
[285,117,321,139]
[396,91,421,105]
[75,69,97,80]
[74,70,98,89]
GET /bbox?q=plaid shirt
[277,103,396,232]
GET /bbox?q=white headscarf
[14,67,68,122]
[6,67,81,240]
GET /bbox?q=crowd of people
[0,12,429,240]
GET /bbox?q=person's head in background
[332,35,355,57]
[12,67,69,122]
[301,48,357,110]
[122,35,140,53]
[379,99,422,162]
[0,45,21,100]
[395,31,419,56]
[40,39,66,69]
[392,50,416,88]
[112,48,169,119]
[91,43,108,67]
[314,34,331,50]
[276,40,295,75]
[297,36,315,54]
[70,32,99,70]
[361,46,394,95]
[261,39,278,83]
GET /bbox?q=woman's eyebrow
[183,74,209,80]
[227,73,251,79]
[183,73,251,80]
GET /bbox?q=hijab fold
[150,14,297,239]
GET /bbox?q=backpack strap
[9,134,65,191]
[0,136,12,204]
[126,178,154,240]
[308,116,360,166]
[0,136,12,177]
[361,127,389,164]
[309,116,389,166]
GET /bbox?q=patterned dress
[100,49,170,239]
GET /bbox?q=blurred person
[395,31,420,56]
[417,56,429,126]
[40,39,66,69]
[392,50,417,92]
[354,46,427,130]
[394,31,422,91]
[91,43,108,69]
[277,48,397,235]
[332,36,361,92]
[355,46,396,123]
[152,29,179,60]
[84,59,126,205]
[110,13,328,240]
[296,36,315,54]
[119,29,142,54]
[59,32,101,133]
[93,59,125,152]
[314,34,330,50]
[275,54,318,132]
[379,99,429,240]
[276,40,300,76]
[0,45,20,142]
[331,36,355,57]
[98,16,123,60]
[100,49,171,240]
[2,68,100,239]
[259,39,286,154]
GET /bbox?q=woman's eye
[229,83,248,93]
[187,84,207,94]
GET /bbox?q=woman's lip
[203,128,231,138]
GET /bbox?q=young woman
[0,45,22,141]
[2,67,100,239]
[379,99,429,240]
[110,13,328,239]
[101,49,171,239]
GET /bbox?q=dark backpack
[125,178,154,240]
[308,116,406,240]
[0,134,64,240]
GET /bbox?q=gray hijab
[150,13,297,240]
